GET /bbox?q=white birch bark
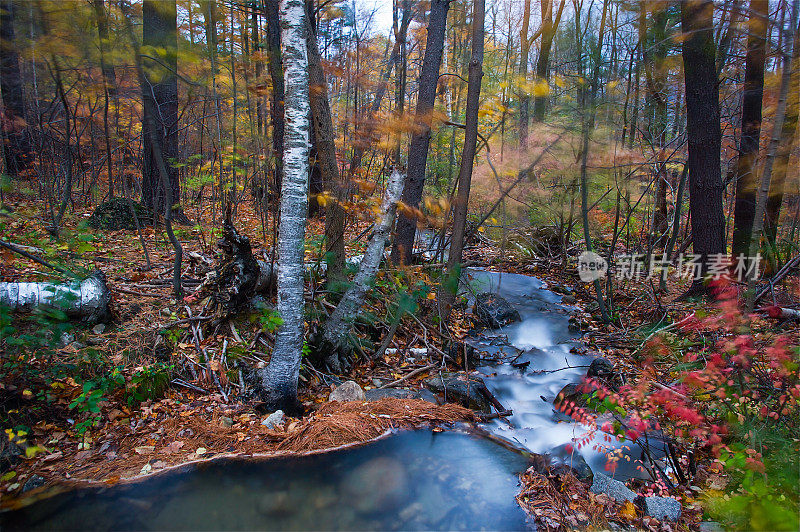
[257,0,310,413]
[318,169,406,372]
[0,271,110,322]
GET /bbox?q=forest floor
[1,190,798,530]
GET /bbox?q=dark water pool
[1,430,532,531]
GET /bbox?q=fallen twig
[378,362,439,389]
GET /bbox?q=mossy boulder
[88,198,151,230]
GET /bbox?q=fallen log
[0,270,111,322]
[762,305,800,321]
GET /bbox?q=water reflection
[2,431,530,531]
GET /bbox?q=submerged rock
[473,293,521,329]
[328,381,365,402]
[424,372,492,413]
[341,457,408,514]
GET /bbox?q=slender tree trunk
[446,0,484,279]
[717,0,743,77]
[258,0,310,414]
[0,0,31,177]
[316,170,405,372]
[443,0,484,321]
[93,0,116,199]
[141,0,181,218]
[265,0,285,198]
[680,0,726,291]
[391,0,451,265]
[746,1,798,310]
[304,8,345,279]
[731,0,769,259]
[252,4,263,136]
[765,11,800,256]
[579,0,611,323]
[532,0,565,122]
[518,0,531,149]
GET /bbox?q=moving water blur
[465,269,652,479]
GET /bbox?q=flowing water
[3,267,652,530]
[464,269,644,478]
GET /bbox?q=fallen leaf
[162,441,184,454]
[618,500,637,520]
[134,446,155,455]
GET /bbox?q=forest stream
[1,269,655,531]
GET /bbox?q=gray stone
[561,295,577,305]
[364,387,438,404]
[328,381,365,402]
[219,416,234,428]
[92,323,106,335]
[0,437,22,473]
[590,472,636,503]
[641,496,681,521]
[587,357,622,389]
[473,293,521,329]
[587,357,614,380]
[58,332,75,348]
[22,474,46,493]
[261,410,285,429]
[341,457,408,514]
[550,284,573,295]
[424,372,492,413]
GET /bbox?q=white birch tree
[316,169,406,373]
[257,0,310,414]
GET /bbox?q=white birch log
[257,0,310,413]
[317,169,406,372]
[0,270,111,322]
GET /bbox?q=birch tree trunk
[257,0,310,415]
[316,169,406,373]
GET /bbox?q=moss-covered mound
[88,198,152,230]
